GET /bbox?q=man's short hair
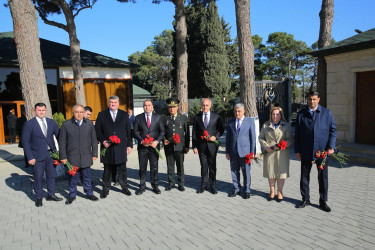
[234,103,245,110]
[72,104,85,113]
[308,91,320,98]
[201,98,211,105]
[84,106,92,112]
[34,103,46,109]
[143,99,153,106]
[108,95,120,104]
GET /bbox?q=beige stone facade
[325,48,375,143]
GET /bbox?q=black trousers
[300,160,329,202]
[198,143,218,187]
[102,163,128,194]
[8,127,16,143]
[138,147,159,190]
[165,150,185,187]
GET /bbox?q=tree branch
[34,6,68,32]
[74,0,98,18]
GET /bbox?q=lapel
[114,110,122,125]
[238,117,248,136]
[105,109,113,123]
[33,117,46,137]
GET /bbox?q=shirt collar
[309,105,319,113]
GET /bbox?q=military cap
[166,97,180,107]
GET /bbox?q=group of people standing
[21,90,336,213]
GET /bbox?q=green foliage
[32,0,97,18]
[128,30,174,100]
[201,2,231,101]
[53,112,65,128]
[188,99,202,118]
[261,32,313,85]
[185,2,211,98]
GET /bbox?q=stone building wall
[325,47,375,143]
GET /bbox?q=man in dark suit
[16,107,28,168]
[225,103,256,199]
[133,100,165,195]
[22,103,63,207]
[59,104,99,205]
[95,96,133,198]
[192,98,224,194]
[7,109,17,144]
[163,97,190,191]
[295,91,336,212]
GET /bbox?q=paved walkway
[0,144,374,249]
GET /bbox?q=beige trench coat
[259,120,293,179]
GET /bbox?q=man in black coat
[16,107,28,168]
[192,98,224,194]
[133,100,165,195]
[59,105,99,204]
[7,109,17,144]
[163,97,190,191]
[95,96,133,198]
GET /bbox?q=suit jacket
[294,105,336,161]
[192,111,224,150]
[163,113,190,152]
[133,112,165,150]
[129,114,135,129]
[225,117,256,158]
[59,118,98,168]
[22,117,59,161]
[95,108,132,164]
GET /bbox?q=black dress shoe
[196,187,205,194]
[65,197,76,205]
[210,186,218,195]
[296,200,311,208]
[244,192,251,199]
[178,186,185,192]
[276,198,283,203]
[165,185,175,191]
[228,190,240,197]
[46,195,63,201]
[136,189,145,195]
[152,186,161,194]
[100,193,108,199]
[319,201,331,212]
[122,189,132,196]
[35,198,43,207]
[267,196,274,201]
[87,195,99,201]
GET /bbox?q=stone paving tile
[1,144,375,249]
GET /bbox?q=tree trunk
[59,0,86,106]
[317,0,334,107]
[234,0,257,117]
[173,0,188,114]
[8,0,52,120]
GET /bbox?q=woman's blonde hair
[269,106,286,122]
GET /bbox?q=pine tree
[201,1,231,107]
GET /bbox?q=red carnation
[101,135,121,156]
[245,152,255,165]
[277,140,287,150]
[173,133,181,144]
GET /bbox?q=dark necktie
[172,116,175,121]
[236,119,241,134]
[147,114,150,129]
[204,113,208,129]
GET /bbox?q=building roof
[132,84,152,97]
[0,31,137,68]
[310,28,375,57]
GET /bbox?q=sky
[0,0,374,62]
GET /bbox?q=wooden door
[356,71,375,145]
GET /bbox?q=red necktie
[147,114,150,129]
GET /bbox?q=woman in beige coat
[259,107,293,202]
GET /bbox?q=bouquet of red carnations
[201,130,220,147]
[245,152,255,165]
[144,134,163,158]
[100,135,121,157]
[50,151,79,176]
